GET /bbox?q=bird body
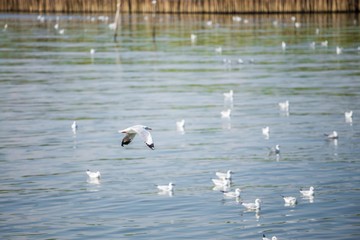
[281,41,286,50]
[278,100,289,111]
[156,182,175,192]
[119,125,154,150]
[268,144,280,156]
[300,186,314,197]
[212,178,230,187]
[242,198,261,211]
[325,131,338,140]
[176,119,185,132]
[71,121,77,133]
[216,170,233,180]
[262,126,270,136]
[221,109,231,118]
[345,111,353,119]
[222,188,241,198]
[336,46,342,55]
[263,234,278,240]
[86,169,101,179]
[282,196,297,205]
[223,90,233,100]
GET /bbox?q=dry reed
[1,0,359,13]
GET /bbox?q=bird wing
[121,132,137,147]
[133,126,154,150]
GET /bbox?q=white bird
[54,23,59,30]
[291,16,296,22]
[108,22,116,30]
[237,58,244,64]
[176,119,185,132]
[281,41,286,50]
[71,121,77,133]
[300,186,315,197]
[190,34,197,42]
[215,46,222,54]
[58,29,65,35]
[86,169,101,179]
[223,90,233,101]
[294,22,301,28]
[321,40,328,47]
[242,198,261,211]
[262,126,270,136]
[268,144,280,156]
[221,109,231,118]
[336,46,342,55]
[156,182,175,192]
[324,131,338,140]
[345,111,353,119]
[216,170,233,180]
[119,125,154,150]
[206,20,212,26]
[212,178,231,187]
[263,234,278,240]
[282,195,297,205]
[278,100,289,111]
[310,41,316,49]
[90,48,96,55]
[3,23,8,31]
[221,188,241,198]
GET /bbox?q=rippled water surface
[1,13,360,239]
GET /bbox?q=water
[0,13,360,239]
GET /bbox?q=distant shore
[2,0,360,13]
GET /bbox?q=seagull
[221,109,231,118]
[176,119,185,132]
[212,178,231,187]
[345,111,353,119]
[90,48,96,55]
[54,23,59,30]
[262,126,270,136]
[221,188,241,198]
[268,144,280,156]
[108,22,116,30]
[237,58,244,64]
[156,182,175,192]
[336,46,342,55]
[71,121,77,133]
[324,131,338,140]
[190,34,197,42]
[215,46,222,54]
[86,169,101,179]
[310,41,316,49]
[300,186,315,197]
[291,16,296,22]
[119,125,154,150]
[282,195,297,205]
[242,198,261,211]
[223,90,233,102]
[294,22,301,28]
[216,170,233,180]
[281,41,286,50]
[263,234,278,240]
[278,100,289,111]
[321,40,328,47]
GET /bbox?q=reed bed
[1,0,359,13]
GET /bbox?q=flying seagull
[119,125,154,150]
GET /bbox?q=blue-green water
[0,13,359,239]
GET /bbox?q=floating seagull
[221,188,241,198]
[345,111,353,119]
[156,182,175,192]
[215,46,222,54]
[321,40,328,47]
[108,22,116,30]
[86,169,101,179]
[212,178,231,187]
[278,100,289,111]
[242,198,261,211]
[237,58,244,64]
[281,41,286,50]
[336,46,342,55]
[3,23,8,31]
[216,170,233,180]
[90,48,96,55]
[300,186,315,197]
[54,23,59,30]
[282,195,297,205]
[232,16,242,22]
[263,234,278,240]
[223,90,233,102]
[58,29,65,35]
[221,109,231,118]
[262,126,270,136]
[294,22,301,28]
[291,16,296,22]
[71,121,77,133]
[190,34,197,42]
[176,119,185,132]
[268,144,280,156]
[315,28,320,34]
[119,125,154,150]
[310,41,316,49]
[324,131,338,140]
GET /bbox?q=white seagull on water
[216,170,233,180]
[176,119,185,132]
[223,90,233,101]
[268,144,280,156]
[324,131,338,140]
[212,178,231,187]
[86,169,101,179]
[262,126,270,136]
[119,125,154,150]
[282,195,297,205]
[156,182,175,192]
[221,188,241,198]
[278,100,289,111]
[345,111,353,119]
[300,186,315,197]
[242,198,261,211]
[71,121,77,133]
[221,109,231,118]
